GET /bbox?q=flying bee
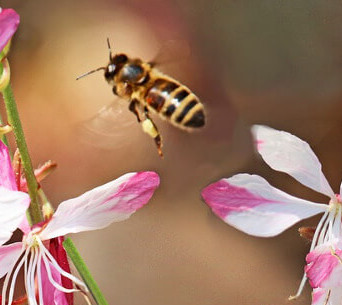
[77,39,205,157]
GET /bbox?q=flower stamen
[36,250,43,305]
[29,248,39,305]
[288,274,308,300]
[37,238,86,290]
[25,247,37,305]
[38,239,83,295]
[318,212,333,246]
[312,210,330,251]
[8,250,28,305]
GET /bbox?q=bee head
[104,54,128,81]
[76,39,128,82]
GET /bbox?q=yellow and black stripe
[145,78,205,128]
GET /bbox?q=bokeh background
[3,0,342,304]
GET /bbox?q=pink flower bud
[0,8,20,54]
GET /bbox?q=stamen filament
[23,247,30,301]
[36,250,44,305]
[333,206,342,240]
[29,248,39,305]
[40,250,78,293]
[26,247,37,305]
[7,250,28,305]
[310,210,329,251]
[289,273,308,300]
[38,238,87,290]
[318,212,333,246]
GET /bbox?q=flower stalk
[63,238,109,305]
[2,82,43,225]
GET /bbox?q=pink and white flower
[201,125,342,304]
[0,141,160,305]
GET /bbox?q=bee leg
[142,107,163,158]
[128,99,141,123]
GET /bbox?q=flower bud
[0,58,10,91]
[0,124,11,136]
[0,8,20,56]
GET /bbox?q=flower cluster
[202,125,342,304]
[0,140,160,305]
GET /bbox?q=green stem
[2,84,43,225]
[63,238,109,305]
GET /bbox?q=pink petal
[252,125,335,198]
[18,216,31,235]
[48,237,73,305]
[40,172,160,240]
[40,258,69,305]
[311,287,342,305]
[312,288,327,305]
[0,242,23,278]
[0,141,17,190]
[0,187,30,245]
[201,174,327,237]
[306,244,342,289]
[0,9,20,53]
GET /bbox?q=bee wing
[76,100,136,149]
[149,40,191,67]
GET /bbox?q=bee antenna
[76,67,106,80]
[107,38,113,61]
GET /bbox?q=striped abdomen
[144,78,205,128]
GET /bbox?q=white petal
[252,125,335,198]
[40,172,159,240]
[0,187,30,245]
[202,174,327,237]
[0,242,23,278]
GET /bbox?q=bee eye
[105,64,116,79]
[114,54,128,64]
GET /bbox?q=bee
[77,39,205,157]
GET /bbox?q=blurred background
[2,0,342,304]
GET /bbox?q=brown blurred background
[3,0,342,304]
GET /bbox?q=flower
[201,125,342,304]
[0,141,160,305]
[0,8,20,54]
